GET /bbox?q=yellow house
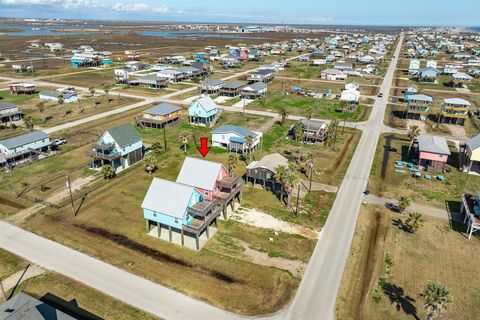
[136,103,182,129]
[440,98,471,126]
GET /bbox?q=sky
[0,0,479,26]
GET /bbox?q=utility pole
[66,174,75,216]
[9,169,16,198]
[296,184,301,215]
[309,162,314,193]
[163,126,167,150]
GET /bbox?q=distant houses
[320,68,347,81]
[0,130,51,168]
[39,91,78,104]
[211,125,262,153]
[88,123,143,172]
[440,98,470,125]
[188,96,221,127]
[248,69,275,83]
[8,83,36,95]
[136,103,182,129]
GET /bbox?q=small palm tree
[397,196,411,213]
[36,102,46,122]
[103,83,112,103]
[420,282,453,320]
[23,115,34,131]
[57,95,64,108]
[279,106,289,125]
[101,164,115,180]
[245,134,254,162]
[275,164,288,203]
[283,169,300,209]
[227,153,239,174]
[305,106,313,127]
[144,154,156,174]
[405,212,425,233]
[407,125,420,155]
[178,131,190,152]
[327,119,338,148]
[339,99,348,113]
[89,86,96,107]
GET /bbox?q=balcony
[187,200,216,217]
[183,205,222,235]
[87,144,121,161]
[214,177,245,204]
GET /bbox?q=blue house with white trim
[0,130,51,168]
[39,91,78,104]
[88,123,143,171]
[188,96,221,127]
[142,177,222,249]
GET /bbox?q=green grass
[250,94,366,121]
[0,248,29,280]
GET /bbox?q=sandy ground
[445,124,468,140]
[232,98,254,108]
[232,207,320,239]
[183,95,200,103]
[7,175,95,223]
[405,119,428,133]
[213,96,232,104]
[1,264,45,292]
[240,241,306,277]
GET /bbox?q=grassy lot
[11,271,157,320]
[0,248,29,280]
[369,133,480,208]
[249,94,369,121]
[336,205,480,320]
[115,86,177,97]
[45,69,116,87]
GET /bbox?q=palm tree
[274,164,288,204]
[305,106,313,124]
[57,95,64,109]
[178,131,190,152]
[279,106,289,125]
[327,120,338,148]
[407,125,420,155]
[397,196,411,213]
[405,212,425,233]
[294,121,305,161]
[227,153,239,174]
[245,134,254,163]
[36,102,46,123]
[339,99,348,113]
[89,86,96,107]
[305,151,316,192]
[23,115,34,131]
[101,165,115,180]
[420,282,453,320]
[103,83,112,103]
[144,154,156,174]
[283,169,300,209]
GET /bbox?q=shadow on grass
[40,292,103,320]
[383,283,419,320]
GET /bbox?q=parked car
[377,92,384,98]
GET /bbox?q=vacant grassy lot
[249,94,369,121]
[369,133,480,208]
[336,205,480,320]
[46,69,116,87]
[0,248,29,280]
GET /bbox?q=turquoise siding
[143,189,204,229]
[121,140,143,156]
[100,132,142,156]
[188,101,218,118]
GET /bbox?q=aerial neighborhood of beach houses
[1,2,480,320]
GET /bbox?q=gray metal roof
[106,123,142,148]
[444,98,470,106]
[466,134,480,151]
[0,292,77,320]
[242,82,267,92]
[0,102,17,111]
[176,157,225,191]
[211,125,258,138]
[141,178,195,219]
[137,75,168,85]
[409,94,433,103]
[202,78,225,87]
[194,96,218,112]
[222,81,245,90]
[246,153,288,172]
[0,130,49,150]
[144,103,181,116]
[417,135,451,155]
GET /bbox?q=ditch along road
[0,42,402,320]
[283,34,404,320]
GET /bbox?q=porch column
[157,222,161,237]
[181,229,185,246]
[206,225,210,239]
[168,226,172,242]
[468,160,474,173]
[145,219,150,233]
[222,206,227,219]
[195,234,200,250]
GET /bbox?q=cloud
[0,0,169,14]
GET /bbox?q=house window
[153,213,157,217]
[175,218,179,224]
[205,190,209,196]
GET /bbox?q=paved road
[283,34,404,320]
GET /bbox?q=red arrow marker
[197,137,211,157]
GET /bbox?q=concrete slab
[147,225,218,250]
